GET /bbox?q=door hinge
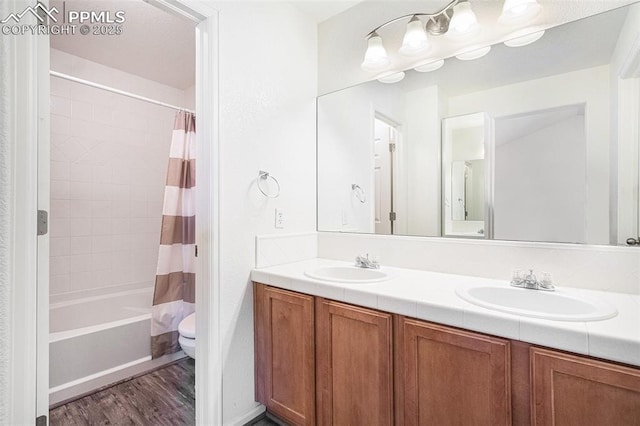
[37,210,48,236]
[389,211,397,221]
[389,143,396,152]
[195,245,198,257]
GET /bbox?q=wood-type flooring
[50,358,283,425]
[50,358,195,425]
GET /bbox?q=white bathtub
[49,287,185,406]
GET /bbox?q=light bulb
[399,16,430,56]
[449,2,478,36]
[499,0,541,24]
[414,59,445,73]
[504,29,545,47]
[361,33,390,73]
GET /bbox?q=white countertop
[251,258,640,367]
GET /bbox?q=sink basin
[304,266,391,283]
[455,284,617,321]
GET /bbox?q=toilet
[178,313,196,359]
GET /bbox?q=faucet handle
[539,272,555,291]
[511,269,523,283]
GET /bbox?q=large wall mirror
[317,3,640,246]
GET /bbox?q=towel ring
[352,184,366,203]
[257,171,280,198]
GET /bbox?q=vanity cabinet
[254,284,316,426]
[395,317,512,425]
[531,347,640,425]
[254,282,640,426]
[315,298,394,426]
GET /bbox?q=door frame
[19,0,222,424]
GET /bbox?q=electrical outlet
[341,210,349,226]
[275,208,285,229]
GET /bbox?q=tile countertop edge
[250,258,640,368]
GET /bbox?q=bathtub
[49,287,185,406]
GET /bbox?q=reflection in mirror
[317,3,640,246]
[442,113,490,239]
[374,116,399,235]
[494,105,586,243]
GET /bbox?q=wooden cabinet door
[397,317,511,426]
[531,347,640,426]
[316,298,393,426]
[254,284,315,426]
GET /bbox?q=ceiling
[291,0,364,23]
[50,0,195,90]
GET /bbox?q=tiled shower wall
[49,49,194,302]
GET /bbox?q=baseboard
[49,351,187,407]
[230,404,266,426]
[265,411,290,426]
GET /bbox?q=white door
[374,117,396,235]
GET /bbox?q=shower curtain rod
[50,70,195,115]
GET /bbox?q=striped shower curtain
[151,111,196,358]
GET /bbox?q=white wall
[213,2,317,423]
[404,85,441,237]
[448,65,611,244]
[48,49,193,301]
[494,115,586,243]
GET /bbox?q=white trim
[192,9,223,425]
[5,1,41,422]
[143,0,207,23]
[226,405,266,426]
[36,4,51,420]
[619,32,640,79]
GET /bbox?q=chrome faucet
[355,254,380,269]
[510,269,555,291]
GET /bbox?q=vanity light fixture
[362,0,544,80]
[455,45,491,61]
[448,1,479,37]
[414,59,445,73]
[377,71,406,84]
[499,0,542,24]
[504,29,545,47]
[361,32,390,72]
[399,15,430,56]
[361,0,469,72]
